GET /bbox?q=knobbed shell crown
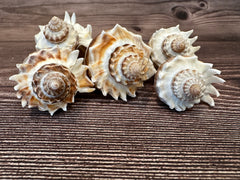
[149,25,200,66]
[35,11,92,51]
[155,55,225,111]
[9,47,94,115]
[86,24,156,101]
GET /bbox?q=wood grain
[0,0,240,179]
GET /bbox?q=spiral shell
[9,47,94,115]
[86,24,156,101]
[64,11,92,49]
[149,25,200,66]
[35,11,92,51]
[155,55,225,111]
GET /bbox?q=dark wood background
[1,0,239,179]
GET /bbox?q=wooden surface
[1,0,240,179]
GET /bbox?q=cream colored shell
[64,11,92,48]
[155,55,225,111]
[149,25,200,66]
[86,24,156,101]
[9,47,94,115]
[35,11,92,50]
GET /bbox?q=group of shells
[10,12,225,115]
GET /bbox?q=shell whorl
[122,56,147,81]
[155,55,225,111]
[162,34,190,57]
[171,37,186,53]
[109,44,149,86]
[87,24,156,101]
[149,25,200,66]
[172,69,206,101]
[35,12,84,51]
[43,16,69,43]
[32,63,77,104]
[9,47,95,115]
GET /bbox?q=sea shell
[64,11,92,49]
[35,11,92,51]
[149,25,200,66]
[9,47,94,115]
[155,55,225,111]
[86,24,156,101]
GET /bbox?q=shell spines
[149,25,200,65]
[35,12,92,51]
[10,47,94,115]
[155,55,224,111]
[87,24,156,101]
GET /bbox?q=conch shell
[155,55,225,111]
[86,24,156,101]
[64,11,92,49]
[9,47,94,115]
[35,11,92,51]
[149,25,200,66]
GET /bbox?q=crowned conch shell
[149,25,200,66]
[86,24,156,101]
[9,47,94,115]
[155,55,225,111]
[35,11,92,51]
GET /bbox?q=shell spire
[9,47,94,115]
[86,24,156,101]
[155,55,225,111]
[43,16,69,43]
[149,25,200,66]
[35,11,92,51]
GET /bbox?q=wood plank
[0,0,239,179]
[0,0,239,42]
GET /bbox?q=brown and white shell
[9,47,94,115]
[86,24,156,101]
[155,55,225,111]
[149,25,200,66]
[35,11,92,51]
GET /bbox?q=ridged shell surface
[35,11,92,51]
[149,25,200,66]
[64,11,92,48]
[86,24,156,101]
[155,55,225,111]
[9,47,94,115]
